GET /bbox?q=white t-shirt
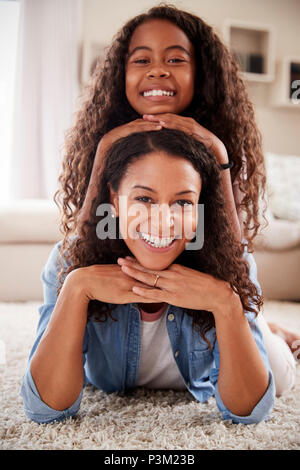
[137,303,186,390]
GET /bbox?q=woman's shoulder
[44,240,62,269]
[43,239,73,281]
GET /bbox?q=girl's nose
[146,68,170,79]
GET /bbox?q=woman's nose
[150,205,175,235]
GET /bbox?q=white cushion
[265,152,300,222]
[0,243,55,301]
[0,199,61,243]
[254,210,300,251]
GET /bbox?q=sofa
[0,197,299,302]
[253,208,300,301]
[253,151,300,301]
[0,199,61,301]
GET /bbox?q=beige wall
[80,0,300,155]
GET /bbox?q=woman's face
[110,152,202,271]
[125,19,196,116]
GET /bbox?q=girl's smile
[126,19,196,116]
[140,86,176,102]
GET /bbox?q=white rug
[0,300,299,450]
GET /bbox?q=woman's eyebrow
[131,185,196,195]
[127,45,191,59]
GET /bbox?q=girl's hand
[117,257,239,314]
[68,264,158,305]
[96,118,162,163]
[77,119,163,233]
[143,113,229,165]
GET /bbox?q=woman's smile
[137,231,178,252]
[110,150,201,271]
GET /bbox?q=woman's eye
[133,59,149,64]
[135,196,152,203]
[134,197,192,206]
[175,200,193,207]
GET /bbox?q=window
[0,0,20,202]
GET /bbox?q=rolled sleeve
[21,362,83,424]
[214,371,275,424]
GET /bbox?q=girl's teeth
[143,90,174,97]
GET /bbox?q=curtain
[11,0,81,199]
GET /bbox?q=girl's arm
[142,114,243,242]
[77,119,163,233]
[77,140,109,234]
[214,143,242,242]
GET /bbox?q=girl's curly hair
[54,3,266,253]
[57,128,263,347]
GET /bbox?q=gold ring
[153,273,160,288]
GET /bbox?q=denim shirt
[20,241,275,425]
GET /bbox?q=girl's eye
[133,59,149,64]
[168,58,185,63]
[132,58,185,64]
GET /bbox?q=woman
[21,129,275,425]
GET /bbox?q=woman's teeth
[139,232,175,248]
[143,90,175,97]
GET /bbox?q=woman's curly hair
[54,3,266,253]
[57,128,263,347]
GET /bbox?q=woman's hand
[117,256,240,314]
[67,264,158,305]
[142,113,229,164]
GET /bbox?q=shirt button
[168,313,175,322]
[174,350,179,358]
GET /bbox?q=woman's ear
[108,183,119,218]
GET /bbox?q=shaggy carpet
[0,300,299,450]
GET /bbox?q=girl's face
[110,152,201,271]
[125,19,196,116]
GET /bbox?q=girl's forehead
[129,18,193,50]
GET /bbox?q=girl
[21,128,275,425]
[54,5,296,395]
